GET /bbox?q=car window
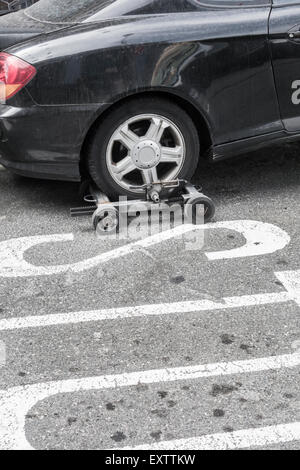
[18,0,111,23]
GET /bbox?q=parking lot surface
[0,144,299,450]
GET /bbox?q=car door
[269,0,300,132]
[193,0,282,145]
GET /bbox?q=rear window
[20,0,117,23]
[0,0,117,31]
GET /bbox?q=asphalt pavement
[0,143,299,450]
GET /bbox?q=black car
[0,0,299,198]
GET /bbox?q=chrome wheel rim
[106,114,186,193]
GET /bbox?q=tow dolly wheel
[184,195,215,224]
[71,180,216,233]
[92,206,119,235]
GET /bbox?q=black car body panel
[0,0,299,182]
[0,31,40,49]
[269,1,300,133]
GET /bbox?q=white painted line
[276,270,300,306]
[0,351,300,449]
[0,220,290,278]
[0,291,292,331]
[0,165,5,171]
[206,220,290,261]
[0,226,193,278]
[125,422,300,450]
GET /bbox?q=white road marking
[276,270,300,306]
[0,220,290,278]
[126,422,300,450]
[0,165,5,171]
[0,221,294,450]
[0,291,292,331]
[0,351,299,450]
[0,227,192,278]
[206,220,290,260]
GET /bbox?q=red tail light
[0,52,36,101]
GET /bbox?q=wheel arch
[79,90,212,179]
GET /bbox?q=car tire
[87,96,200,199]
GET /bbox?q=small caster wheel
[92,206,119,235]
[184,194,215,224]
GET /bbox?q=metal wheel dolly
[71,179,215,234]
